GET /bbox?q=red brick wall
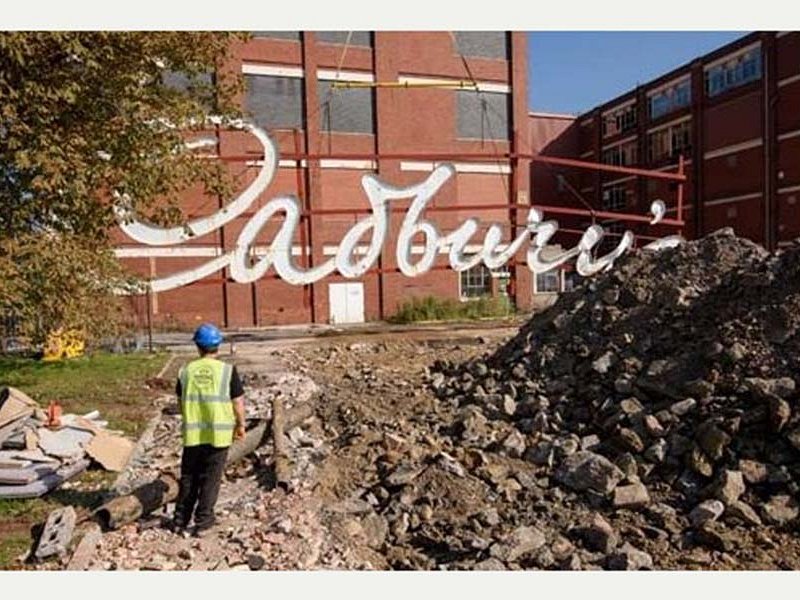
[117,31,530,328]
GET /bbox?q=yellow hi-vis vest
[179,357,235,448]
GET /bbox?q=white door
[328,282,365,324]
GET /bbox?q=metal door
[328,282,365,324]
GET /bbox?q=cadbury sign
[116,120,682,293]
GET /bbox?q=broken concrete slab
[10,449,60,464]
[35,506,77,560]
[37,426,94,459]
[0,387,37,428]
[85,432,135,472]
[0,450,33,469]
[0,459,89,499]
[66,523,102,571]
[0,463,59,485]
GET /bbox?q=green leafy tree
[0,32,246,347]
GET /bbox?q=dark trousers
[174,444,228,529]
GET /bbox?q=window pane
[706,48,762,97]
[316,31,372,47]
[318,81,375,134]
[244,74,304,130]
[535,271,560,293]
[456,90,511,140]
[453,32,509,60]
[460,263,492,298]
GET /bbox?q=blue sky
[528,31,747,115]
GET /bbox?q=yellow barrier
[42,328,85,361]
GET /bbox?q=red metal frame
[214,150,687,229]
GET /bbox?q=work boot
[167,516,190,534]
[192,518,217,538]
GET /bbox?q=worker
[171,323,246,536]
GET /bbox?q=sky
[528,31,747,115]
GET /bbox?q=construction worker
[171,323,246,536]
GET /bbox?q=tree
[0,32,246,347]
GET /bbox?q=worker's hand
[234,423,246,441]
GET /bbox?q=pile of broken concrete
[430,229,800,568]
[0,387,135,498]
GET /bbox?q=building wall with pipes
[115,32,532,328]
[553,31,800,252]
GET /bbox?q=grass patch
[0,351,170,436]
[388,295,515,324]
[0,351,170,569]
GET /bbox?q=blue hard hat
[193,323,223,349]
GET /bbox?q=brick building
[542,31,800,258]
[116,31,533,328]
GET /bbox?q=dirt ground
[25,326,800,570]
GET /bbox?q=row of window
[602,140,638,167]
[458,264,579,299]
[600,120,692,168]
[705,47,762,97]
[600,45,763,136]
[649,79,691,120]
[252,31,510,60]
[647,120,692,163]
[602,104,637,137]
[243,74,511,139]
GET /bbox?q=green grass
[0,351,170,436]
[388,295,516,324]
[0,351,170,569]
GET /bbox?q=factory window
[318,81,375,134]
[244,74,304,130]
[252,32,301,41]
[705,47,762,97]
[602,104,637,137]
[649,79,691,120]
[535,271,561,294]
[456,90,511,140]
[602,140,638,166]
[316,31,372,47]
[460,263,493,299]
[453,32,509,60]
[647,121,692,163]
[602,185,628,212]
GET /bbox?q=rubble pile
[426,229,800,568]
[0,387,134,498]
[45,366,345,571]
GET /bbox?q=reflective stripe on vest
[180,357,235,448]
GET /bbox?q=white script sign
[116,120,681,293]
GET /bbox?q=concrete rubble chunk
[711,470,746,506]
[607,542,654,570]
[490,526,546,563]
[577,513,618,554]
[761,495,800,526]
[555,451,624,494]
[35,506,77,560]
[613,482,651,509]
[37,426,94,459]
[66,523,102,571]
[725,501,763,527]
[689,500,725,528]
[739,459,769,484]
